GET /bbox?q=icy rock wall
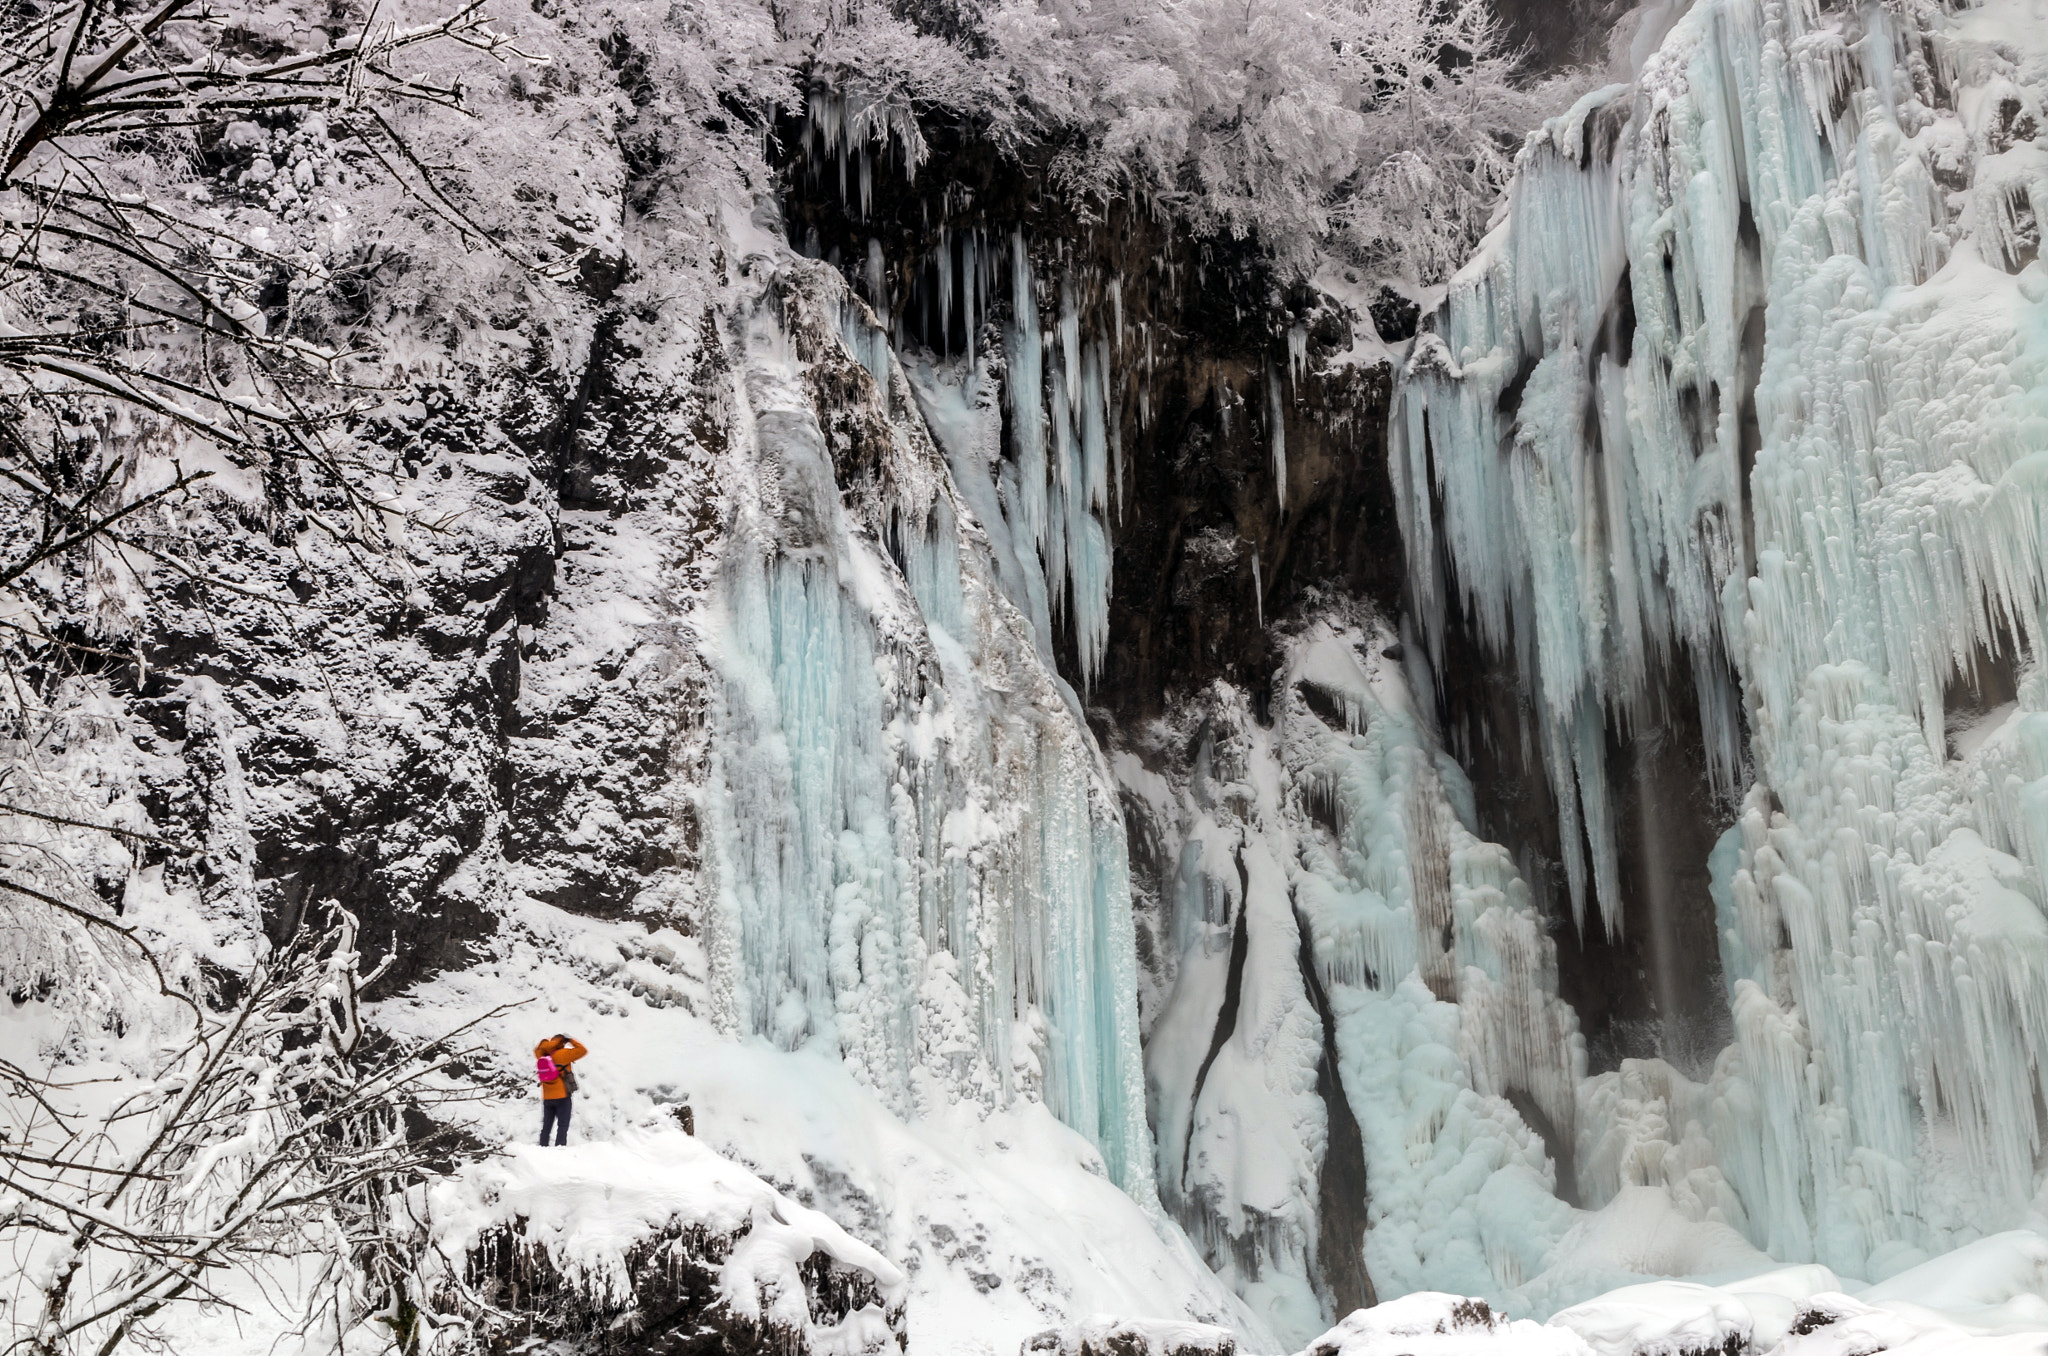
[699,249,1153,1199]
[1123,610,1584,1343]
[1395,0,2048,1276]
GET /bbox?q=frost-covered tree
[0,10,535,1353]
[0,903,492,1356]
[566,0,1551,287]
[739,0,1548,283]
[991,0,1542,279]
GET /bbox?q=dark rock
[1367,287,1419,343]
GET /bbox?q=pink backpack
[536,1054,560,1084]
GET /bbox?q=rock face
[42,13,725,994]
[111,317,711,991]
[1093,320,1403,729]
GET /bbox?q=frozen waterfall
[1395,0,2048,1280]
[699,257,1154,1200]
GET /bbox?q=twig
[0,802,180,847]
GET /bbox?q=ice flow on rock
[700,256,1153,1199]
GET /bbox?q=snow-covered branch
[0,905,493,1356]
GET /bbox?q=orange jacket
[536,1036,587,1101]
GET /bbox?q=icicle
[1006,231,1047,552]
[1251,553,1263,631]
[1050,342,1075,500]
[864,239,886,312]
[1104,346,1123,522]
[962,231,978,368]
[1267,364,1286,512]
[936,227,953,353]
[1058,275,1082,420]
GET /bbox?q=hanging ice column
[1003,231,1117,689]
[701,254,1153,1203]
[1395,0,2048,1278]
[791,89,1126,690]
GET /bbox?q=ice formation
[1126,614,1596,1341]
[1394,0,2048,1282]
[699,251,1154,1197]
[999,232,1119,688]
[789,100,1199,693]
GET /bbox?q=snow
[1858,1230,2048,1326]
[374,902,1274,1355]
[1549,1281,1752,1356]
[1299,1294,1587,1356]
[1290,1246,2048,1353]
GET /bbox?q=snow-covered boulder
[430,1126,907,1354]
[1299,1294,1592,1355]
[1549,1282,1750,1356]
[1021,1316,1238,1356]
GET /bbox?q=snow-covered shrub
[1021,1316,1238,1356]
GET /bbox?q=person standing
[535,1034,587,1146]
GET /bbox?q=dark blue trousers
[541,1097,572,1145]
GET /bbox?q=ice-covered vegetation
[649,0,1546,282]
